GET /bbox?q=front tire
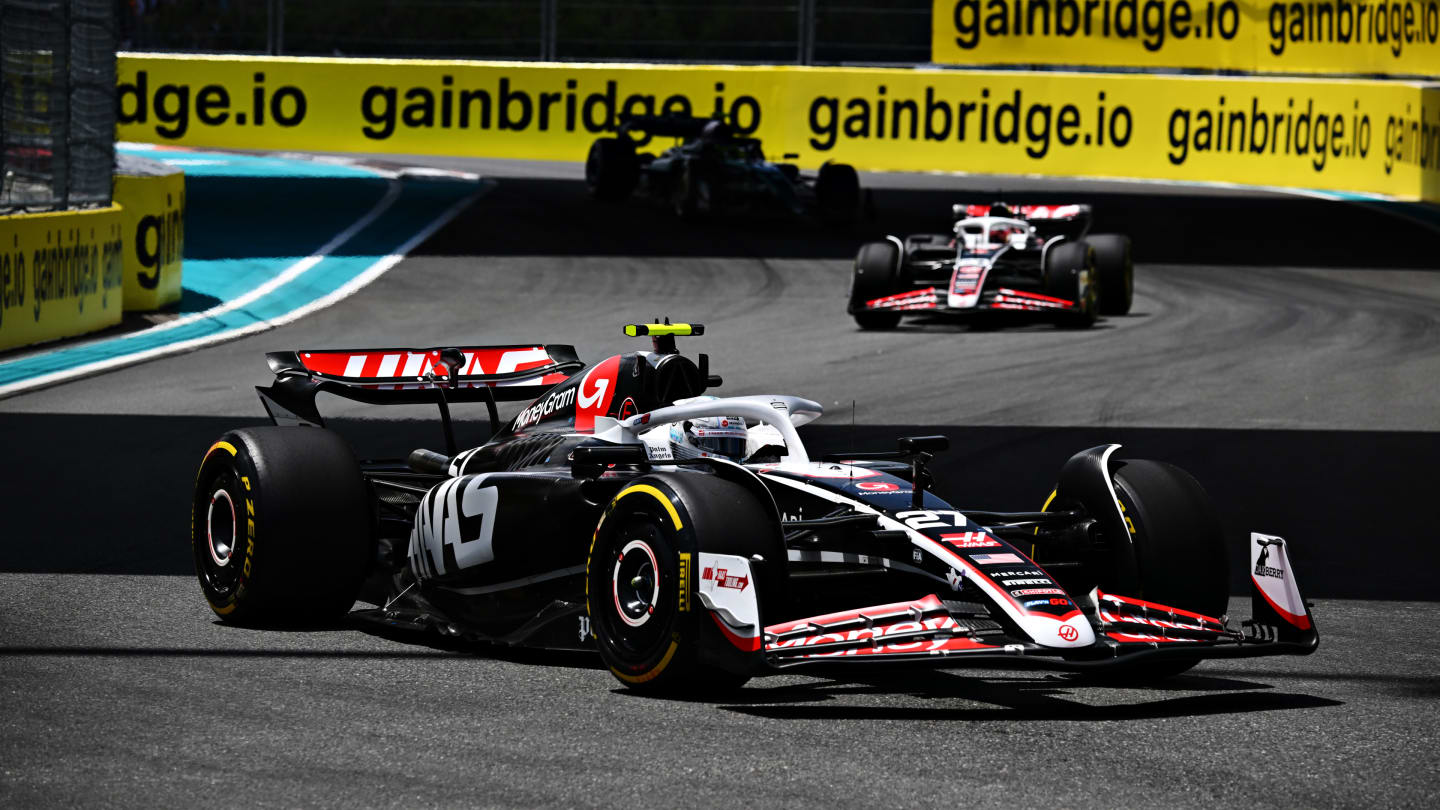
[671,162,712,221]
[191,427,371,625]
[1110,460,1229,618]
[849,240,902,330]
[1044,241,1097,329]
[587,477,775,694]
[1088,233,1134,316]
[585,137,639,201]
[1097,459,1229,680]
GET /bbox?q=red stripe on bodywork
[995,288,1075,306]
[298,347,552,380]
[765,594,945,636]
[1096,591,1224,625]
[866,288,939,310]
[711,613,762,652]
[1252,576,1312,630]
[1106,632,1193,643]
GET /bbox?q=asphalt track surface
[3,159,1438,806]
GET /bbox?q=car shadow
[885,314,1127,333]
[695,669,1343,721]
[346,615,605,671]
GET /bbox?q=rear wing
[618,113,720,140]
[953,203,1093,242]
[256,345,584,446]
[952,203,1092,222]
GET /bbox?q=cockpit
[953,216,1035,257]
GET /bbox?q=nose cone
[1028,614,1095,648]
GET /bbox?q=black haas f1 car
[848,203,1134,330]
[193,324,1316,694]
[585,114,862,223]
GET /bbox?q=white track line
[126,179,402,339]
[0,182,488,399]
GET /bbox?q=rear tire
[586,137,639,201]
[850,240,902,330]
[1088,233,1134,316]
[191,427,371,625]
[1043,241,1097,329]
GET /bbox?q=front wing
[708,533,1318,673]
[857,286,1079,316]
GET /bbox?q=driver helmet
[701,119,732,141]
[988,222,1022,245]
[670,414,749,460]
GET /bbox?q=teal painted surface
[0,152,477,386]
[117,146,382,179]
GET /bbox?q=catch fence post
[796,0,815,65]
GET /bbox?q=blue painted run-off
[0,147,478,387]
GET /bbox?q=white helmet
[670,414,749,460]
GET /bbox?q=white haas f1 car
[192,324,1316,694]
[849,203,1134,330]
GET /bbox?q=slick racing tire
[1098,459,1229,680]
[1087,233,1134,316]
[585,137,639,201]
[816,162,860,225]
[1043,241,1098,329]
[587,476,774,695]
[850,240,902,330]
[192,427,371,626]
[1111,460,1229,619]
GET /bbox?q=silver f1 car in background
[848,203,1134,330]
[191,323,1316,694]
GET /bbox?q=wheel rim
[196,471,243,597]
[595,515,674,663]
[1082,256,1099,316]
[612,539,660,628]
[206,489,237,567]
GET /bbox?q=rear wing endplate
[255,345,584,442]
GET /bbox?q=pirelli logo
[678,552,691,613]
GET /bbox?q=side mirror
[898,435,949,455]
[898,435,948,508]
[571,443,649,479]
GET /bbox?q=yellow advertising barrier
[0,206,125,352]
[116,54,1440,203]
[113,162,185,311]
[931,0,1440,76]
